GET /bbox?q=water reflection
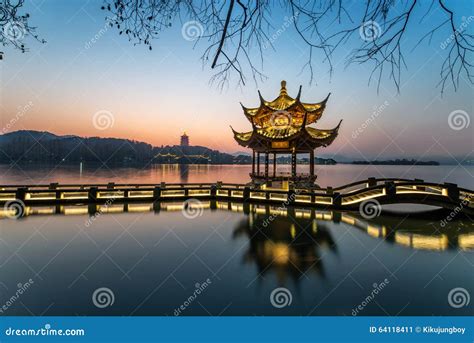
[2,200,472,253]
[233,214,337,283]
[1,200,473,316]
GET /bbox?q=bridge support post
[15,187,27,201]
[332,211,342,223]
[210,184,217,198]
[88,203,97,216]
[153,186,162,200]
[384,181,396,198]
[152,201,161,213]
[88,187,98,202]
[332,192,342,208]
[287,189,296,206]
[210,200,217,210]
[367,177,376,187]
[243,186,250,200]
[444,183,459,202]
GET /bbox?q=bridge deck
[0,178,472,215]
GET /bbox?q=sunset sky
[1,0,472,161]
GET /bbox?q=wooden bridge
[1,178,472,215]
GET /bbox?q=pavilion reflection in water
[233,212,337,282]
[2,200,473,253]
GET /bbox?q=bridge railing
[1,179,472,212]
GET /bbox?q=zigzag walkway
[0,178,472,215]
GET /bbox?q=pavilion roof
[231,120,342,149]
[241,80,330,127]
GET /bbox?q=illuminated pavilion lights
[231,80,342,189]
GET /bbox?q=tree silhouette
[1,1,472,93]
[102,0,473,93]
[0,0,44,59]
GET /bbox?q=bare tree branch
[0,0,45,59]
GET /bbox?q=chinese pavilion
[231,80,341,188]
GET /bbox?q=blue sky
[1,0,472,162]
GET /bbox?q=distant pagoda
[180,132,189,147]
[231,80,341,188]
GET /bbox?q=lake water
[1,163,473,189]
[0,164,473,316]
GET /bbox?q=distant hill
[0,130,251,164]
[352,159,439,166]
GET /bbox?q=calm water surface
[0,163,473,189]
[0,164,472,316]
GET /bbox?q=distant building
[180,132,189,146]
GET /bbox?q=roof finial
[280,80,288,96]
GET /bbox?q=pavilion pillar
[252,150,255,175]
[257,152,260,175]
[273,153,276,177]
[264,152,269,179]
[310,150,315,177]
[291,150,297,177]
